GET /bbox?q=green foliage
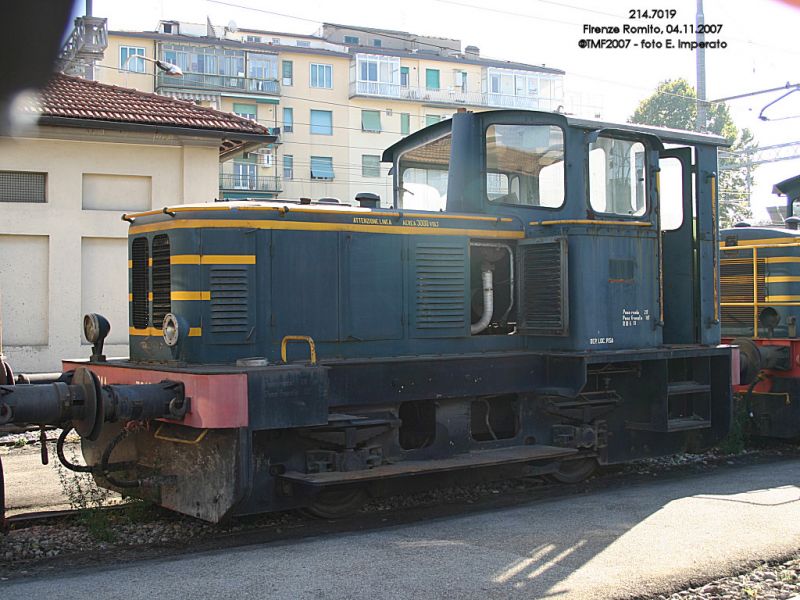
[719,127,757,228]
[717,394,748,455]
[52,443,113,511]
[630,78,737,141]
[52,442,117,541]
[630,78,758,228]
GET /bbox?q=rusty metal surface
[281,444,578,485]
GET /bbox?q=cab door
[660,147,697,344]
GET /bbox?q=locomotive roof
[382,110,729,162]
[123,200,520,223]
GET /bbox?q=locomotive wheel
[303,487,368,519]
[547,457,598,484]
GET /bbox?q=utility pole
[695,0,707,131]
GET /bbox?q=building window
[400,113,410,135]
[373,39,382,47]
[425,68,440,91]
[120,46,146,72]
[454,70,467,92]
[283,155,294,180]
[357,54,400,87]
[0,171,46,203]
[344,35,360,45]
[297,40,311,47]
[361,110,381,132]
[272,37,281,44]
[283,107,294,133]
[233,102,257,120]
[362,155,380,177]
[310,109,333,135]
[425,114,441,127]
[400,66,409,88]
[310,63,333,89]
[233,161,257,189]
[246,35,261,43]
[247,54,278,83]
[310,156,334,180]
[282,60,293,85]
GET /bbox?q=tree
[630,78,756,228]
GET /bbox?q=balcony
[349,81,560,111]
[220,174,282,194]
[158,72,280,95]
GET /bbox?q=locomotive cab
[1,110,733,522]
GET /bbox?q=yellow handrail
[281,335,317,364]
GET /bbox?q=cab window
[485,124,565,208]
[398,134,451,211]
[589,137,647,217]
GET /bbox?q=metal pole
[696,0,707,131]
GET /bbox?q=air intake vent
[519,238,568,336]
[131,237,149,328]
[151,235,171,328]
[413,243,467,337]
[210,266,249,333]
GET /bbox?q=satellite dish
[228,20,238,32]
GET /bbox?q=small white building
[0,74,274,371]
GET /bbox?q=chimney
[465,45,480,59]
[786,216,800,230]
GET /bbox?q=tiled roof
[24,73,272,137]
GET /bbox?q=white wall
[0,127,220,371]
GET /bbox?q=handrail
[281,336,317,365]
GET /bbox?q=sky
[89,0,800,221]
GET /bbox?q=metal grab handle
[154,423,209,445]
[280,335,317,365]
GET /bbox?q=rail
[348,81,561,111]
[157,72,280,95]
[720,240,800,337]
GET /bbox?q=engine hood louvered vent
[519,238,568,336]
[210,265,250,333]
[151,235,171,328]
[131,237,149,329]
[413,242,467,337]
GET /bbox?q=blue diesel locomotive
[0,110,732,521]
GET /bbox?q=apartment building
[96,20,576,207]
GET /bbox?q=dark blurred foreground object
[0,0,76,134]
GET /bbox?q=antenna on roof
[228,20,238,33]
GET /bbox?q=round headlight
[163,313,180,347]
[83,313,110,344]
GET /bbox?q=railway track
[2,444,798,564]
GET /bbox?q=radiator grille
[519,240,568,335]
[414,244,466,334]
[131,237,149,328]
[151,235,171,328]
[720,255,764,334]
[210,266,249,333]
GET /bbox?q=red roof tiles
[23,73,272,137]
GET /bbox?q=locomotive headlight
[162,313,181,347]
[83,313,110,344]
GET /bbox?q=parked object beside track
[721,174,800,439]
[0,110,733,523]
